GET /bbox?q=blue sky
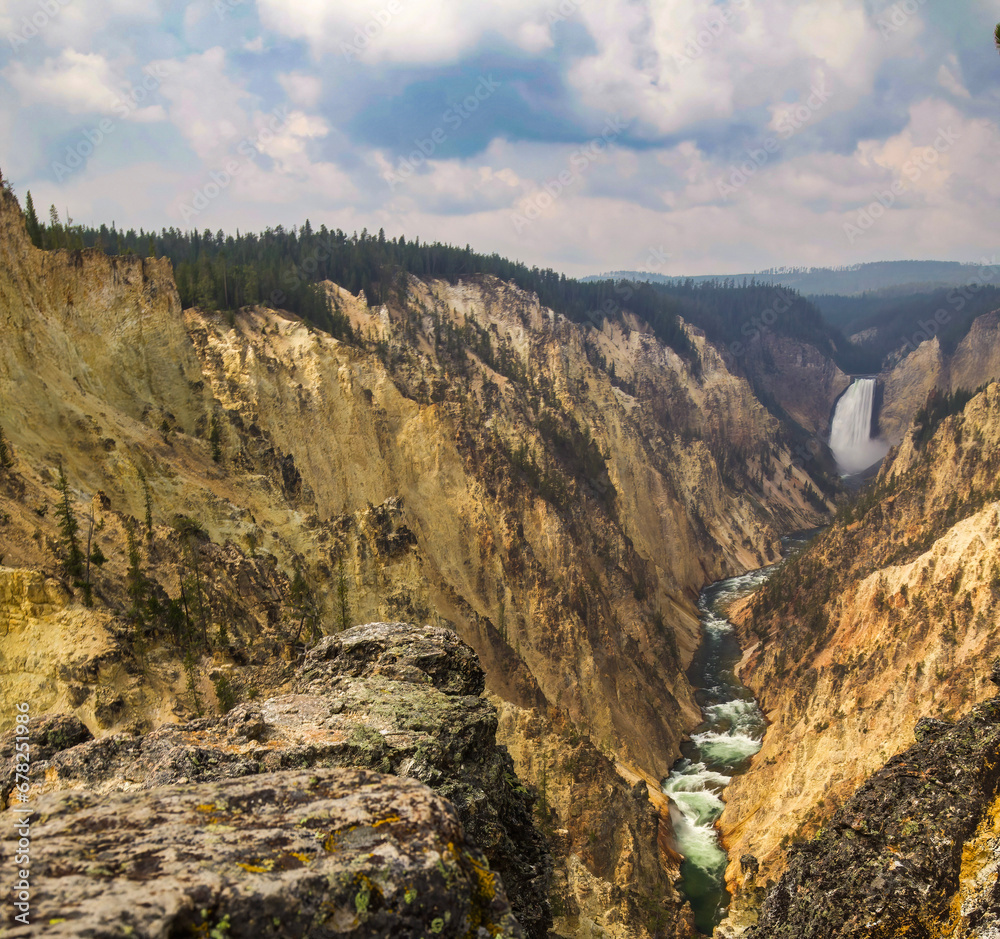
[2,0,1000,276]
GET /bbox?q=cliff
[735,331,852,436]
[1,622,552,937]
[879,311,1000,444]
[0,183,836,935]
[745,694,1000,938]
[717,382,1000,933]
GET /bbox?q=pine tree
[209,416,222,463]
[48,204,63,249]
[54,463,85,580]
[137,466,154,538]
[125,521,148,631]
[289,566,319,642]
[24,191,43,248]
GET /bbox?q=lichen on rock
[0,767,523,938]
[0,622,552,938]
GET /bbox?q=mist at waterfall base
[663,568,772,934]
[829,378,890,476]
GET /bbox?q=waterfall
[829,378,889,475]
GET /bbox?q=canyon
[3,173,1000,938]
[0,184,830,938]
[717,380,1000,936]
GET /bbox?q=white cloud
[2,0,160,54]
[278,72,322,108]
[4,50,120,113]
[937,57,971,99]
[257,0,569,64]
[154,47,254,161]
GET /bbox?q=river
[663,533,818,934]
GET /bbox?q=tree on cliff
[23,192,43,248]
[0,425,14,469]
[54,462,85,583]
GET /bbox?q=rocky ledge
[740,695,1000,938]
[0,767,521,938]
[0,622,552,938]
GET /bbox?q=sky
[1,0,1000,278]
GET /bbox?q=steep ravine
[0,185,835,937]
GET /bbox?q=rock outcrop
[1,767,523,939]
[879,311,1000,444]
[744,697,1000,938]
[1,622,553,938]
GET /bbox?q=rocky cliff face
[717,382,1000,934]
[878,312,1000,444]
[744,695,1000,938]
[734,332,852,436]
[0,185,835,934]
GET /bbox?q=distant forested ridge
[589,260,1000,296]
[809,286,1000,360]
[16,187,881,374]
[20,194,697,359]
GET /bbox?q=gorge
[1,175,999,939]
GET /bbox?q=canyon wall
[0,187,832,936]
[879,311,1000,444]
[718,382,1000,934]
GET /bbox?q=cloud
[154,47,254,161]
[4,50,121,113]
[278,71,322,108]
[4,0,998,276]
[257,0,570,64]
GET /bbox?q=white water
[663,576,769,929]
[664,531,819,933]
[829,378,890,475]
[664,761,731,874]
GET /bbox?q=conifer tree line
[17,190,697,360]
[15,184,871,372]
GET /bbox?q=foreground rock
[0,767,522,938]
[741,697,1000,938]
[0,623,552,939]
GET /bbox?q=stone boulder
[0,767,522,938]
[0,623,552,939]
